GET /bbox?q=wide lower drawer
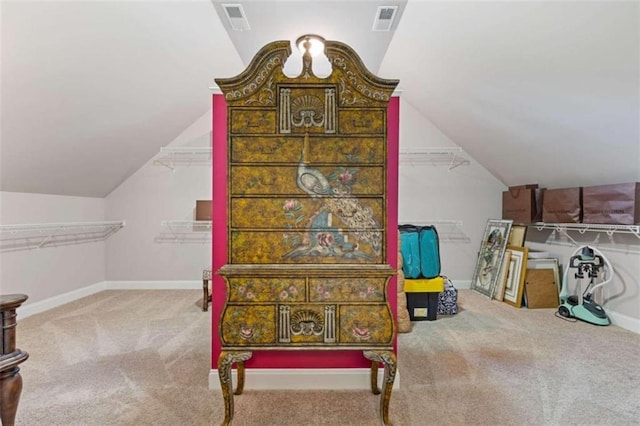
[230,230,384,264]
[230,165,384,196]
[230,197,384,229]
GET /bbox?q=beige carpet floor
[13,289,640,425]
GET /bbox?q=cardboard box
[196,200,212,221]
[542,187,582,223]
[583,182,640,225]
[502,185,542,224]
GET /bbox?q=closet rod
[0,221,125,233]
[154,147,212,170]
[161,220,212,228]
[398,147,470,170]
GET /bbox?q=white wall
[398,97,505,282]
[105,110,212,281]
[0,192,106,305]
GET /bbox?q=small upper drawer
[231,136,301,163]
[226,277,306,302]
[230,109,277,134]
[309,277,387,302]
[338,110,385,134]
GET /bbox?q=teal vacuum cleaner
[558,245,611,326]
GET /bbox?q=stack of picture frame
[471,220,561,308]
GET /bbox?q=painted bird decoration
[284,133,382,260]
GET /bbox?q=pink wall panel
[211,94,400,369]
[387,96,400,354]
[211,94,228,364]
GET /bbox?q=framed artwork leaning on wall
[470,219,513,297]
[492,249,512,301]
[508,224,527,247]
[502,246,529,308]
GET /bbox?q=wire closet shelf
[0,221,125,252]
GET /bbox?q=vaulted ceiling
[1,1,638,198]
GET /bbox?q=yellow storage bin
[404,276,445,293]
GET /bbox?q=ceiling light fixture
[296,34,325,57]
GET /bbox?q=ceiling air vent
[222,3,250,31]
[372,6,398,31]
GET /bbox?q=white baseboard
[208,368,400,391]
[608,310,640,334]
[451,279,471,289]
[451,280,639,334]
[18,280,201,318]
[102,280,201,290]
[18,281,107,318]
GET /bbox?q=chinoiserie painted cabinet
[215,38,399,425]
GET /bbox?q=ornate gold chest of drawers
[215,37,398,425]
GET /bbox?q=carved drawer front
[231,136,302,163]
[338,304,394,345]
[338,110,386,134]
[308,137,385,164]
[230,197,384,229]
[230,165,384,196]
[227,277,306,302]
[230,109,277,134]
[277,304,335,345]
[230,136,385,165]
[230,230,384,264]
[309,277,386,302]
[220,305,277,346]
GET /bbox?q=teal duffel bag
[399,224,421,279]
[419,225,441,279]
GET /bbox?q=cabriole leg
[369,360,381,395]
[202,279,209,311]
[364,350,397,426]
[217,350,252,426]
